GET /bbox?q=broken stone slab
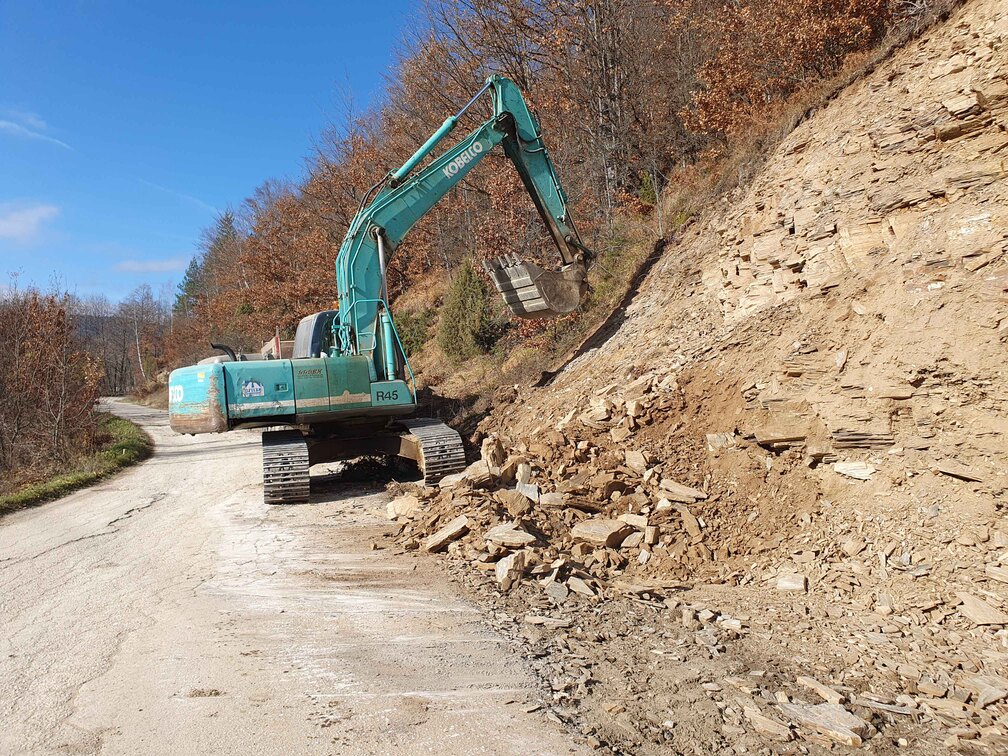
[481,434,506,469]
[955,592,1008,625]
[841,537,866,557]
[706,432,737,452]
[425,515,470,552]
[659,478,707,503]
[935,459,984,482]
[539,491,565,507]
[777,574,808,592]
[516,462,532,485]
[386,494,420,520]
[496,551,526,591]
[461,459,494,487]
[523,614,571,629]
[498,455,524,484]
[797,676,844,705]
[567,576,595,597]
[755,428,807,449]
[619,513,649,530]
[779,702,869,747]
[497,488,531,518]
[743,704,792,740]
[623,531,643,550]
[874,384,915,400]
[624,450,648,474]
[438,471,468,488]
[675,503,702,539]
[963,675,1008,708]
[985,564,1008,584]
[544,580,569,603]
[834,461,876,480]
[570,518,633,548]
[516,481,540,503]
[484,523,537,548]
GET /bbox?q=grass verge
[0,412,153,517]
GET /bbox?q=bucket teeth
[484,256,587,319]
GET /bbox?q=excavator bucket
[484,255,588,319]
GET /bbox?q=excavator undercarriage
[262,419,466,504]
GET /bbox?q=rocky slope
[386,1,1008,752]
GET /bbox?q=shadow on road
[308,456,423,505]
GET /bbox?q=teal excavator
[168,76,589,503]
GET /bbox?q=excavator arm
[334,75,588,361]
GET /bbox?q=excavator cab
[484,255,587,319]
[292,310,340,359]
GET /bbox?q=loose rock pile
[388,1,1008,752]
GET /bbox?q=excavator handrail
[348,297,416,388]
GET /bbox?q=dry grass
[0,413,152,516]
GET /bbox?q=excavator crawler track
[262,430,310,505]
[399,418,467,485]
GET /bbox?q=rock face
[391,2,1008,752]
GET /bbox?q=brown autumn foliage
[168,0,921,364]
[0,288,103,479]
[685,0,890,136]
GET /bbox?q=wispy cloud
[140,180,216,213]
[115,256,190,273]
[0,203,60,242]
[6,109,47,130]
[0,110,71,150]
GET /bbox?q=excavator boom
[335,74,588,361]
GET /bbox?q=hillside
[393,0,1008,751]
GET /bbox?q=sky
[0,0,414,301]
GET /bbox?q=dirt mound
[387,1,1008,751]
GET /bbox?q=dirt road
[0,400,580,755]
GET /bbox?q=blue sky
[0,0,413,301]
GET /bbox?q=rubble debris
[387,494,420,520]
[955,592,1008,625]
[424,515,470,552]
[495,551,526,591]
[779,702,869,746]
[776,574,808,592]
[484,523,537,548]
[834,461,877,480]
[383,3,1008,750]
[570,518,633,548]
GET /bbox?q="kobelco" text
[442,140,485,178]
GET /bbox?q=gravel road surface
[0,400,580,755]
